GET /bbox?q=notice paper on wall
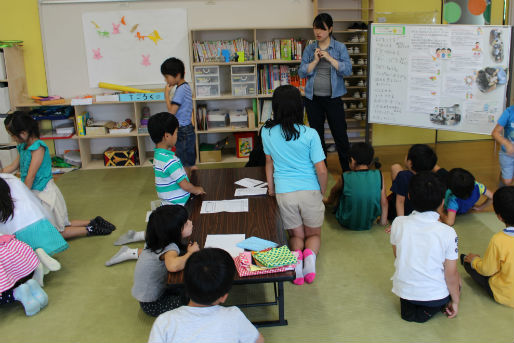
[204,234,245,257]
[234,188,267,197]
[200,199,249,214]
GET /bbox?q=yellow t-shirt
[472,231,514,308]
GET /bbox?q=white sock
[35,248,61,271]
[113,230,145,245]
[105,246,139,266]
[303,249,317,284]
[293,250,304,285]
[32,263,45,287]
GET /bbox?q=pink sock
[293,250,304,285]
[303,248,317,284]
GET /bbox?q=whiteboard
[82,8,189,88]
[368,24,512,135]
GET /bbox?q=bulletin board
[368,24,512,135]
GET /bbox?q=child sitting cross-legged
[324,142,388,230]
[148,248,264,343]
[390,172,460,323]
[461,186,514,308]
[439,168,493,226]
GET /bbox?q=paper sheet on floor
[200,199,249,214]
[235,178,265,188]
[234,188,267,197]
[204,234,246,257]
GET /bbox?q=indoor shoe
[86,223,114,236]
[26,279,48,308]
[91,216,116,232]
[357,80,365,87]
[13,284,41,316]
[354,47,360,54]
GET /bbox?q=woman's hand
[318,50,333,62]
[313,48,321,63]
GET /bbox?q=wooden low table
[167,167,294,327]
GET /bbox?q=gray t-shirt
[313,56,332,96]
[132,242,180,303]
[148,305,259,343]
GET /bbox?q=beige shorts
[276,190,325,230]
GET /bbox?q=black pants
[304,96,350,171]
[400,296,450,323]
[140,288,188,317]
[463,260,494,298]
[0,272,34,305]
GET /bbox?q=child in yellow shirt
[462,186,514,308]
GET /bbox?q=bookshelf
[313,0,373,144]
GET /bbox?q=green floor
[2,168,514,343]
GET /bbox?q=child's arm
[178,179,205,195]
[1,155,20,174]
[380,173,388,226]
[443,259,460,318]
[324,176,342,205]
[492,124,514,154]
[24,147,45,189]
[163,242,199,272]
[395,194,405,217]
[472,189,493,212]
[439,209,456,226]
[468,238,501,277]
[255,333,265,343]
[314,160,328,195]
[164,83,179,114]
[265,154,275,196]
[391,245,396,257]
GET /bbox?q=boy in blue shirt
[440,168,493,226]
[492,105,514,186]
[161,57,196,170]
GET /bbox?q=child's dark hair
[493,186,514,226]
[161,57,185,79]
[408,172,445,212]
[0,178,14,223]
[448,168,475,199]
[407,144,437,172]
[313,13,333,35]
[145,205,188,253]
[349,142,381,168]
[184,248,236,305]
[4,111,40,139]
[264,85,304,141]
[148,112,179,144]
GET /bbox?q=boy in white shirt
[390,172,461,323]
[148,248,264,343]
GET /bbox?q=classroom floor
[2,140,514,343]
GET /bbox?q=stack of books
[256,38,309,61]
[193,38,254,62]
[258,65,306,94]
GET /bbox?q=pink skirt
[0,235,39,293]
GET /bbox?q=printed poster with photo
[82,9,190,88]
[369,24,511,135]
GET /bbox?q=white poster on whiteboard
[369,24,511,135]
[82,9,189,88]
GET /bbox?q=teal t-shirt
[17,139,53,191]
[261,124,325,194]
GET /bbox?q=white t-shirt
[0,174,49,235]
[148,305,259,343]
[390,211,459,301]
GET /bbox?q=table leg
[252,282,288,328]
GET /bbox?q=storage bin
[231,65,256,96]
[197,84,220,98]
[231,65,255,75]
[207,110,228,129]
[232,74,256,83]
[232,83,256,96]
[195,75,219,85]
[234,132,255,158]
[194,66,219,75]
[104,146,139,167]
[0,86,10,114]
[229,110,248,128]
[194,66,220,98]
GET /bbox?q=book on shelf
[258,64,306,94]
[256,38,307,61]
[193,38,254,63]
[260,100,272,123]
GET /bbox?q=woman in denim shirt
[299,13,353,171]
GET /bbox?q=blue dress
[17,140,52,191]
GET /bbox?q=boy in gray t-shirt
[148,248,264,343]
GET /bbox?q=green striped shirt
[153,148,190,205]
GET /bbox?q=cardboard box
[200,150,222,163]
[103,146,139,167]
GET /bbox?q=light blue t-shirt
[17,139,53,191]
[262,124,325,194]
[172,82,193,127]
[498,106,514,153]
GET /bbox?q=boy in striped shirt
[148,113,205,206]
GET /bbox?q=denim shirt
[299,38,352,100]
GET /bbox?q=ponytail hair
[5,111,40,140]
[264,85,304,141]
[0,178,14,223]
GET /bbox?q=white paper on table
[234,188,267,197]
[204,234,245,257]
[235,178,264,188]
[200,199,249,214]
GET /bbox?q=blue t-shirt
[17,139,53,191]
[445,182,486,214]
[498,106,514,153]
[262,124,325,194]
[172,82,193,127]
[390,170,414,216]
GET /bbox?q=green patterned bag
[253,245,297,268]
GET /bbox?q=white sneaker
[362,91,367,98]
[327,144,337,153]
[347,47,354,54]
[358,102,364,109]
[354,47,360,54]
[344,80,350,87]
[350,103,357,109]
[343,102,348,109]
[357,80,364,87]
[353,113,362,120]
[358,58,365,65]
[353,92,360,98]
[359,35,366,42]
[350,58,355,65]
[351,36,359,43]
[357,69,364,76]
